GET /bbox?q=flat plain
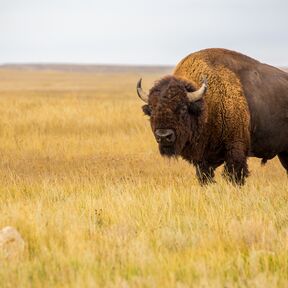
[0,66,287,287]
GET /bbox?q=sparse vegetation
[0,67,287,287]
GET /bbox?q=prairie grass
[0,68,287,287]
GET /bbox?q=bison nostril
[166,134,173,142]
[155,129,175,143]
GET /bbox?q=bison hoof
[198,177,216,186]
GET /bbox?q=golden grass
[0,68,287,287]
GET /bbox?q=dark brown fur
[140,48,288,185]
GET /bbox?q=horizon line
[0,62,174,67]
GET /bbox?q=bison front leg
[194,161,217,185]
[278,151,288,174]
[223,142,249,185]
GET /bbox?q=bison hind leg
[278,152,288,174]
[261,158,268,165]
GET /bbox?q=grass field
[0,66,287,287]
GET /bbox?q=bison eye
[179,105,188,114]
[188,100,204,116]
[176,104,188,115]
[142,104,152,116]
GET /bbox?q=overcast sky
[0,0,287,66]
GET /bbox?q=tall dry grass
[0,68,287,287]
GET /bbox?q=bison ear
[142,104,152,116]
[188,99,204,116]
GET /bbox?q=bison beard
[159,145,176,157]
[137,48,288,186]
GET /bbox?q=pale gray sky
[0,0,287,65]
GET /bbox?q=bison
[136,48,288,185]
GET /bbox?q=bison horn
[187,76,208,102]
[137,78,148,103]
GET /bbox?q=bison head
[137,76,207,157]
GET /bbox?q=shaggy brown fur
[139,48,288,185]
